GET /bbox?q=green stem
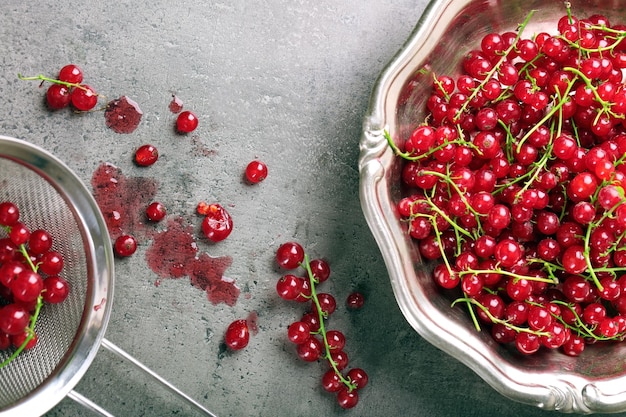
[302,255,356,391]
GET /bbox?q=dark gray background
[0,1,619,416]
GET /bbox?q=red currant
[201,204,233,242]
[70,84,98,111]
[135,144,159,166]
[114,235,137,257]
[46,84,72,109]
[275,242,304,269]
[176,110,198,133]
[245,160,268,183]
[337,387,359,409]
[287,321,310,344]
[42,276,70,304]
[145,202,167,222]
[346,292,365,309]
[58,64,84,84]
[224,319,249,350]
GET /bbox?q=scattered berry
[245,160,268,184]
[200,203,233,242]
[134,144,159,167]
[224,319,249,350]
[346,292,365,310]
[146,202,167,222]
[176,110,198,133]
[114,234,137,257]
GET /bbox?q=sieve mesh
[0,136,113,417]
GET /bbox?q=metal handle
[68,338,218,417]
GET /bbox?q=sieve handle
[100,338,219,417]
[66,390,115,417]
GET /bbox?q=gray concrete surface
[0,1,622,416]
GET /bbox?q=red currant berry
[0,202,19,226]
[276,274,303,300]
[176,110,198,133]
[337,387,359,409]
[38,251,64,275]
[346,368,368,389]
[224,319,249,350]
[11,270,43,303]
[11,330,38,350]
[275,242,304,269]
[46,84,71,110]
[515,332,541,355]
[287,321,310,344]
[114,235,137,257]
[0,304,30,335]
[245,160,268,183]
[58,64,84,84]
[316,292,337,317]
[321,369,343,393]
[28,229,53,255]
[135,144,159,166]
[329,350,349,371]
[296,336,323,362]
[9,222,30,246]
[326,330,346,350]
[70,84,98,111]
[346,292,365,309]
[201,204,233,242]
[42,276,70,304]
[145,202,167,222]
[309,258,330,283]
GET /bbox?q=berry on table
[245,160,268,184]
[346,292,365,309]
[46,84,72,110]
[275,242,304,269]
[200,203,233,242]
[134,144,159,167]
[58,64,83,84]
[145,202,167,222]
[114,235,137,257]
[176,110,198,133]
[224,319,249,350]
[70,84,98,111]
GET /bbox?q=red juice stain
[145,217,197,279]
[145,217,238,306]
[169,95,183,113]
[246,311,258,335]
[191,136,217,157]
[91,163,157,240]
[105,96,143,134]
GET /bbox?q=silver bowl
[359,0,626,413]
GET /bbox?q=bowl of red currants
[359,0,626,413]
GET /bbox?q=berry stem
[302,254,356,391]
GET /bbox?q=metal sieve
[0,136,216,417]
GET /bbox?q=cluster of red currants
[21,64,99,111]
[274,241,368,409]
[390,9,626,356]
[0,201,70,363]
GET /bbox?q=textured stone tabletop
[0,1,618,416]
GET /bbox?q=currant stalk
[0,225,44,369]
[301,254,357,392]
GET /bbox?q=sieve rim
[0,135,114,417]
